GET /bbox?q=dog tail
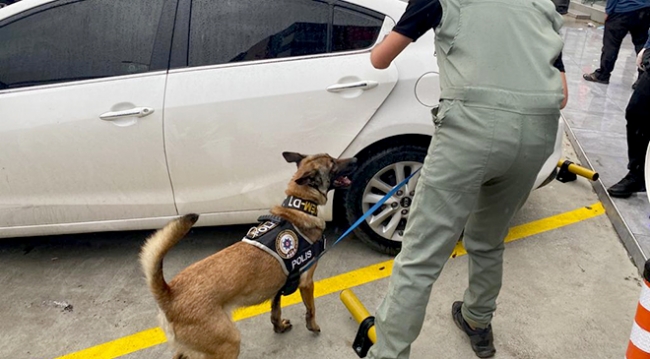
[140,213,200,308]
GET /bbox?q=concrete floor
[0,135,642,359]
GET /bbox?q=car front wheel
[342,144,427,255]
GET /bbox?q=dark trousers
[595,7,650,80]
[626,70,650,179]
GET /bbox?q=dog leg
[172,310,240,359]
[299,264,320,333]
[270,292,292,333]
[205,313,242,359]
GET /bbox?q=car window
[332,6,383,53]
[189,0,329,67]
[0,0,164,90]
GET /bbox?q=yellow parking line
[54,202,605,359]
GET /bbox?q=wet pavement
[560,18,650,270]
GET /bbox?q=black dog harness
[242,214,326,296]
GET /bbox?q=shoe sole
[607,189,646,198]
[608,191,633,198]
[583,74,609,84]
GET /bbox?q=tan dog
[140,152,357,359]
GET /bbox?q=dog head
[282,152,357,203]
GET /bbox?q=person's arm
[560,72,568,109]
[370,0,442,69]
[553,53,568,109]
[370,33,414,69]
[635,31,649,71]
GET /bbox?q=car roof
[0,0,406,22]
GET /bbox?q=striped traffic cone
[627,260,650,358]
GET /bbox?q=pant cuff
[461,304,490,329]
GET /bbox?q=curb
[561,115,648,274]
[569,0,607,23]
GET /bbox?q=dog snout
[339,157,357,173]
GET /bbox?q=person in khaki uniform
[367,0,568,358]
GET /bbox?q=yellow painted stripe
[54,328,168,359]
[54,202,604,359]
[450,201,605,258]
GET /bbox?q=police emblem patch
[275,230,298,259]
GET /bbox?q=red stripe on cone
[636,303,650,334]
[627,339,650,359]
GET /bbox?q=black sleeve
[553,52,565,73]
[393,0,443,42]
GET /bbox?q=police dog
[140,152,357,359]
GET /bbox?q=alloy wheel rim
[361,161,422,242]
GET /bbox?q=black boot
[583,71,610,84]
[607,173,646,198]
[452,301,496,358]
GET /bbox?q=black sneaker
[583,72,609,84]
[608,174,646,198]
[452,301,496,358]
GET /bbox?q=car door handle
[327,81,378,93]
[99,107,155,121]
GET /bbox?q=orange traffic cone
[627,260,650,358]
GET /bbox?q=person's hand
[637,48,646,71]
[641,49,650,71]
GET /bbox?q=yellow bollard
[557,160,599,182]
[341,289,376,357]
[341,289,377,343]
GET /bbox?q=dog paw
[307,322,321,333]
[274,319,293,333]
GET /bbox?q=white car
[0,0,563,254]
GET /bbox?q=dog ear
[295,169,319,186]
[283,152,306,166]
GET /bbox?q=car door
[0,0,178,230]
[164,0,398,216]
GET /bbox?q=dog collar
[282,195,318,216]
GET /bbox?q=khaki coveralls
[368,0,565,357]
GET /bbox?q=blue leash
[302,167,422,272]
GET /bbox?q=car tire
[0,0,14,8]
[342,144,427,256]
